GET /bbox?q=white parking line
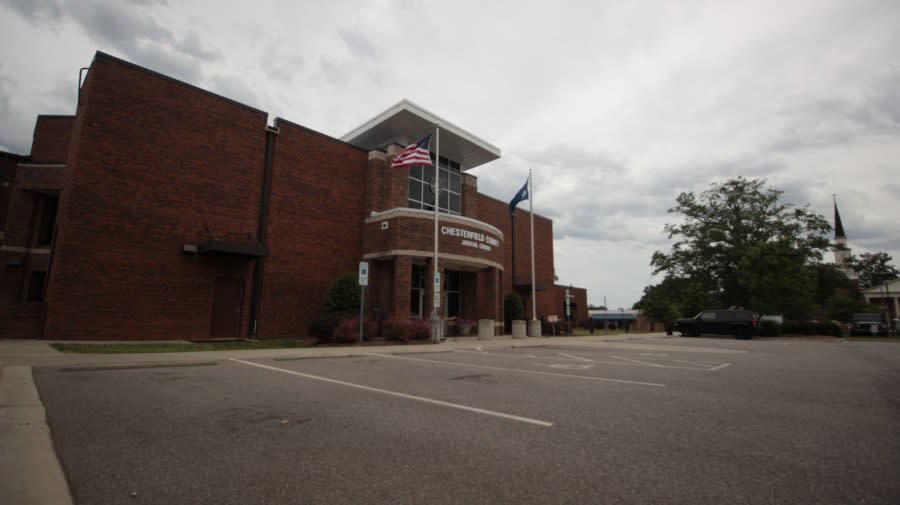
[708,363,732,371]
[610,355,709,370]
[365,353,666,388]
[229,358,554,427]
[558,353,596,363]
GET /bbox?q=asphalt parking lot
[31,337,900,504]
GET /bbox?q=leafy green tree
[323,272,361,315]
[847,252,899,289]
[633,284,679,326]
[633,276,715,319]
[651,177,832,312]
[738,239,815,319]
[809,263,870,321]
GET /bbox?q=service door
[210,277,244,339]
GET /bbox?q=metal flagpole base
[430,314,443,343]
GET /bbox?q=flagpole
[529,169,536,321]
[432,124,441,343]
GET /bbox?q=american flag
[391,133,433,169]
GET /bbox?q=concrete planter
[477,319,494,340]
[512,320,528,339]
[528,319,542,338]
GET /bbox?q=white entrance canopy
[341,99,501,171]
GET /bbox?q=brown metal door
[210,277,244,339]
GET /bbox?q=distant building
[0,51,588,339]
[832,197,897,323]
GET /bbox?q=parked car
[667,308,758,340]
[849,313,886,336]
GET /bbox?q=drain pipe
[249,123,278,337]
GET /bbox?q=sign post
[358,261,369,344]
[432,272,441,343]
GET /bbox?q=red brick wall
[476,195,556,320]
[257,119,369,337]
[44,53,268,339]
[554,285,587,325]
[1,153,27,232]
[30,116,75,163]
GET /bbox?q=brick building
[0,52,589,340]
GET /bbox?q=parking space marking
[558,353,595,363]
[708,363,732,371]
[365,353,666,388]
[229,358,554,427]
[610,355,710,370]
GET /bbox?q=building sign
[440,226,500,252]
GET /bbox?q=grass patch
[50,339,309,354]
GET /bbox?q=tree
[848,252,899,289]
[809,263,870,321]
[848,252,899,329]
[651,177,832,313]
[633,284,679,326]
[323,272,360,315]
[633,276,715,319]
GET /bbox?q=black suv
[667,309,758,340]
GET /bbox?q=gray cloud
[4,0,219,84]
[1,0,63,22]
[261,46,304,83]
[339,29,379,60]
[210,74,260,110]
[318,56,346,87]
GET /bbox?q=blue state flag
[508,178,529,215]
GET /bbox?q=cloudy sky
[2,0,899,308]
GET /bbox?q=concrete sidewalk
[0,365,73,505]
[0,332,663,368]
[0,332,662,505]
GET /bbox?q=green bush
[310,313,343,343]
[504,292,525,332]
[323,272,360,315]
[781,320,842,336]
[759,320,781,337]
[830,322,844,338]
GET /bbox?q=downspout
[249,123,278,337]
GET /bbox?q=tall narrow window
[36,194,59,246]
[27,271,47,302]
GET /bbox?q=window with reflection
[407,155,461,215]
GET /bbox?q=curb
[0,366,74,505]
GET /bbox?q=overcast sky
[2,0,899,308]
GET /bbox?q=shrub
[759,320,781,337]
[504,292,525,332]
[323,272,360,315]
[331,316,378,344]
[310,313,343,343]
[381,316,415,342]
[781,320,843,336]
[409,318,431,340]
[830,322,844,338]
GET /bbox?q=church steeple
[833,195,852,277]
[834,196,846,239]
